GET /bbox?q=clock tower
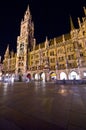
[16,5,34,74]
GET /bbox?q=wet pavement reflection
[0,81,86,130]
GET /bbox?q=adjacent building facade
[2,6,86,81]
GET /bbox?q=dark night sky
[0,0,86,60]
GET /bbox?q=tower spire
[24,4,31,20]
[27,5,30,12]
[4,44,10,58]
[62,34,65,42]
[70,16,75,31]
[78,17,81,28]
[83,6,86,16]
[16,5,34,74]
[45,36,49,48]
[5,44,9,55]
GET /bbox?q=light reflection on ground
[2,81,14,95]
[0,81,86,129]
[3,82,8,96]
[55,85,73,96]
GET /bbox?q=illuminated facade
[3,45,16,74]
[2,6,86,80]
[16,6,34,75]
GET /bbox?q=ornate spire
[45,36,49,48]
[45,36,48,42]
[24,4,31,20]
[54,38,56,46]
[5,44,9,55]
[4,44,10,58]
[78,17,81,28]
[27,5,30,12]
[70,16,75,31]
[83,6,86,16]
[62,34,65,42]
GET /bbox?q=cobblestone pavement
[0,81,86,130]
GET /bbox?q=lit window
[83,72,86,77]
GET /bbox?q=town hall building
[2,5,86,81]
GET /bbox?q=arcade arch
[33,72,45,81]
[69,71,80,80]
[50,72,56,80]
[60,72,67,80]
[40,72,45,81]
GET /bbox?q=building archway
[33,73,36,80]
[27,73,31,80]
[60,72,67,80]
[69,71,80,80]
[50,72,56,80]
[34,73,39,80]
[40,72,45,81]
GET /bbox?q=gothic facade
[16,6,34,74]
[2,6,86,80]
